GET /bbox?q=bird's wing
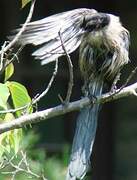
[9,8,97,65]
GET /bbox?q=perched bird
[9,8,130,180]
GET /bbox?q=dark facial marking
[81,13,110,32]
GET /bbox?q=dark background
[0,0,137,180]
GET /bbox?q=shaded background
[0,0,137,180]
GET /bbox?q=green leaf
[4,63,14,82]
[6,81,33,117]
[0,83,10,105]
[21,0,31,8]
[0,83,10,120]
[0,113,22,158]
[12,128,22,154]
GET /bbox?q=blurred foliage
[0,62,33,159]
[21,0,31,8]
[0,131,69,180]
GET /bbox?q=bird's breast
[87,30,104,46]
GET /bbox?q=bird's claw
[88,93,97,105]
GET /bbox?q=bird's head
[81,13,110,32]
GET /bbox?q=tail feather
[66,77,103,180]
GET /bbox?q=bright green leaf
[0,113,22,158]
[0,83,10,120]
[12,129,22,154]
[6,81,33,117]
[0,83,10,104]
[4,63,14,82]
[0,98,7,112]
[4,112,15,122]
[21,0,31,8]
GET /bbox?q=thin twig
[21,151,45,179]
[0,154,17,170]
[110,65,137,97]
[118,65,137,92]
[0,42,8,71]
[58,30,74,105]
[0,0,36,56]
[32,59,58,104]
[1,151,47,179]
[0,45,24,75]
[0,105,29,114]
[5,45,24,67]
[10,154,25,180]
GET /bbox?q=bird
[9,8,130,180]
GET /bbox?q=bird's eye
[90,16,99,21]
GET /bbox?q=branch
[32,59,58,104]
[58,31,74,104]
[0,82,137,134]
[0,0,36,56]
[0,42,7,71]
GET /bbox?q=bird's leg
[82,81,97,106]
[88,92,97,106]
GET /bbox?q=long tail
[66,77,103,180]
[8,8,97,65]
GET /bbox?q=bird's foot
[110,84,117,94]
[88,93,97,105]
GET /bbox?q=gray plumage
[9,8,130,180]
[9,8,97,65]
